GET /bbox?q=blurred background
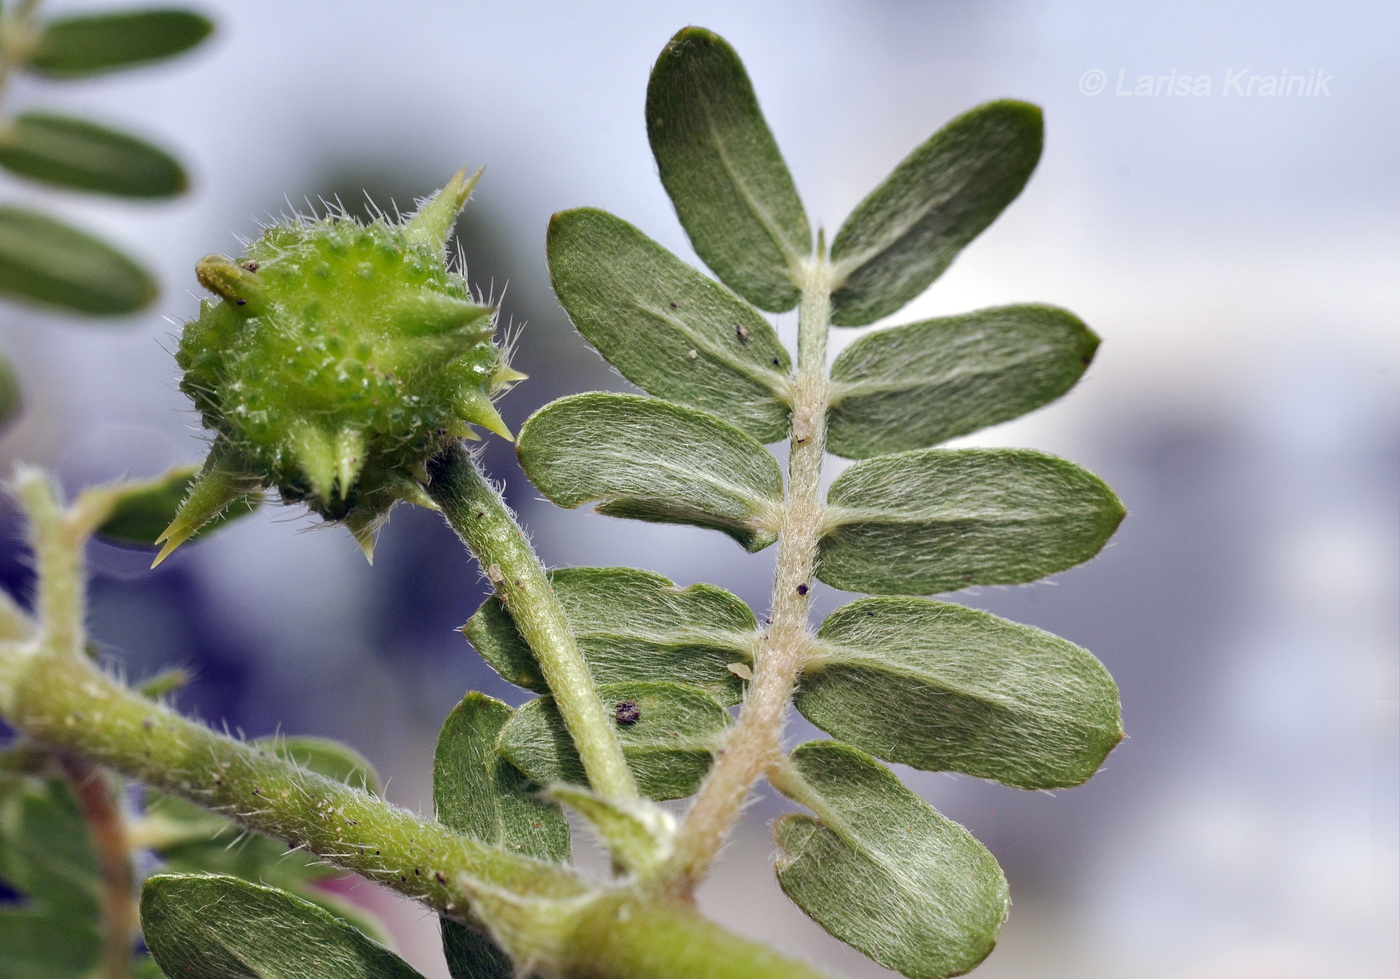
[1,1,1395,977]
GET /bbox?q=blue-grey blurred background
[1,1,1395,976]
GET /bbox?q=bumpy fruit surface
[157,168,519,564]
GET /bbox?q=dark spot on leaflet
[614,700,642,725]
[242,261,260,272]
[735,324,750,343]
[669,302,678,308]
[235,299,246,305]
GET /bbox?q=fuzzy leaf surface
[798,598,1122,788]
[95,465,260,549]
[497,682,729,800]
[547,208,791,441]
[0,206,155,314]
[827,305,1098,458]
[829,101,1043,326]
[774,742,1008,979]
[818,448,1124,595]
[141,874,425,978]
[0,112,187,198]
[465,566,756,705]
[28,9,213,77]
[517,393,782,551]
[434,693,569,979]
[646,26,810,311]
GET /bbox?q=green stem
[664,259,834,897]
[561,893,835,979]
[7,648,587,913]
[427,448,638,803]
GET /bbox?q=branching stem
[664,258,834,898]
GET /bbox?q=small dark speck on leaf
[796,583,809,596]
[736,324,750,342]
[669,301,678,308]
[242,261,260,272]
[235,299,246,306]
[614,700,642,725]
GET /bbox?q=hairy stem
[427,448,639,803]
[57,754,137,979]
[8,648,588,911]
[664,259,834,897]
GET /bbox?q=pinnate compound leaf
[829,101,1043,327]
[517,393,783,552]
[497,681,730,800]
[773,742,1008,979]
[0,206,156,314]
[434,693,569,979]
[818,448,1124,595]
[27,9,214,78]
[828,305,1099,458]
[646,27,810,312]
[141,874,426,978]
[799,598,1122,788]
[465,566,756,705]
[95,464,259,548]
[547,208,791,442]
[0,112,187,198]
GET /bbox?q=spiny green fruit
[157,167,521,566]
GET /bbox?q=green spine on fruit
[158,167,520,565]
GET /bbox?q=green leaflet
[798,598,1122,788]
[0,912,104,979]
[773,742,1008,979]
[27,9,214,78]
[827,305,1099,458]
[0,353,19,430]
[95,464,260,549]
[434,693,570,979]
[0,112,187,198]
[0,778,102,979]
[547,208,791,442]
[434,693,570,861]
[818,448,1124,595]
[829,101,1043,327]
[646,27,810,312]
[141,874,426,979]
[497,682,730,801]
[0,206,156,315]
[464,567,757,705]
[516,393,783,552]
